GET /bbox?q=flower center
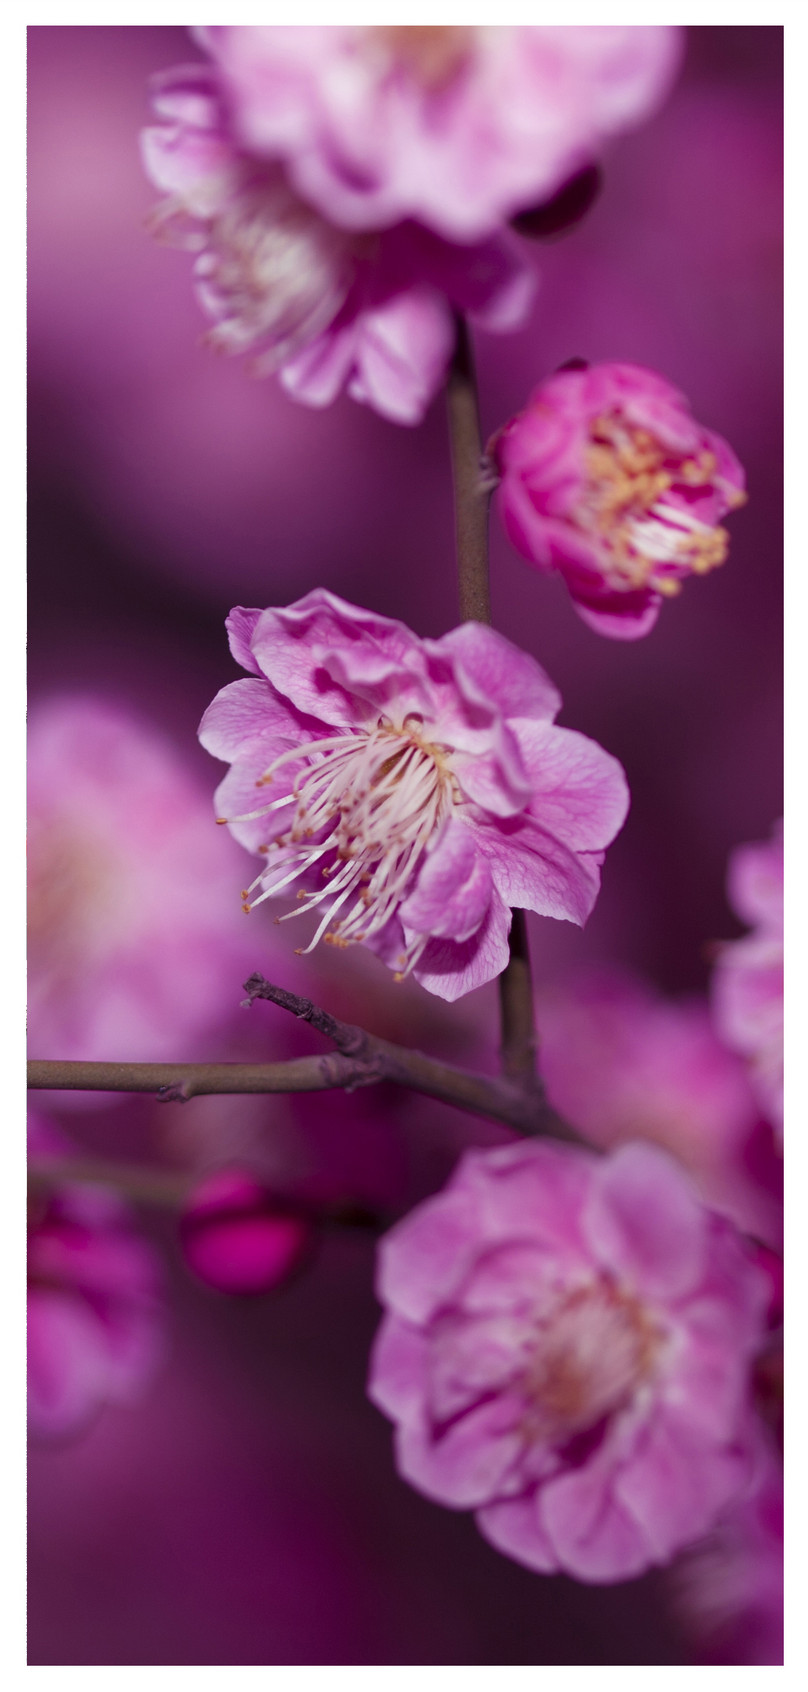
[368,26,474,90]
[520,1278,660,1445]
[230,718,457,970]
[581,410,745,596]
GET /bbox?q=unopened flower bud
[180,1168,315,1295]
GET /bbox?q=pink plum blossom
[180,1168,314,1295]
[198,589,629,1002]
[711,822,783,1139]
[368,1138,769,1584]
[194,26,681,244]
[28,696,257,1079]
[534,967,782,1247]
[492,362,746,638]
[28,1114,164,1439]
[141,62,535,426]
[672,1435,783,1664]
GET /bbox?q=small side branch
[498,909,538,1086]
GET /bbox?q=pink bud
[180,1169,314,1295]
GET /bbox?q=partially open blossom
[195,26,681,243]
[28,697,256,1080]
[180,1168,314,1295]
[28,1115,163,1439]
[672,1436,783,1665]
[711,822,783,1138]
[534,967,782,1247]
[368,1139,768,1583]
[141,62,535,425]
[198,589,629,1002]
[492,362,746,638]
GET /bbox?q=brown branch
[445,312,538,1086]
[28,975,586,1146]
[446,312,492,624]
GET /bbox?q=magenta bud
[180,1169,314,1295]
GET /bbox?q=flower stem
[446,313,537,1086]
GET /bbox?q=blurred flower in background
[369,1138,768,1583]
[534,966,782,1247]
[141,62,534,424]
[28,696,258,1080]
[196,25,681,241]
[671,1434,783,1666]
[28,1114,164,1439]
[711,821,784,1140]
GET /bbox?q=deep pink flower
[534,967,781,1247]
[141,63,534,426]
[711,822,783,1138]
[28,1115,163,1439]
[28,696,257,1079]
[180,1168,314,1295]
[195,26,681,243]
[198,589,629,1002]
[492,362,746,638]
[672,1436,783,1665]
[368,1139,768,1583]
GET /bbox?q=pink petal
[413,885,512,1001]
[512,720,630,851]
[376,1187,483,1324]
[395,1396,523,1509]
[477,1491,559,1574]
[367,1314,431,1423]
[400,819,492,944]
[583,1141,706,1301]
[540,1447,652,1582]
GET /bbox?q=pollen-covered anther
[519,1277,662,1445]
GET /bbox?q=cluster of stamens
[518,1277,660,1447]
[221,717,457,973]
[582,410,746,596]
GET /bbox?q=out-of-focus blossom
[28,1114,163,1439]
[180,1167,314,1295]
[199,589,628,1002]
[534,967,781,1246]
[672,1435,783,1665]
[195,26,681,244]
[368,1138,768,1584]
[492,362,746,638]
[712,822,783,1138]
[141,63,534,426]
[28,696,257,1077]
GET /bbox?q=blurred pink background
[28,26,782,1666]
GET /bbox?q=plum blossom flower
[711,822,783,1138]
[180,1168,314,1295]
[672,1436,783,1665]
[534,967,782,1247]
[28,1114,163,1439]
[491,363,746,638]
[368,1139,769,1583]
[198,589,629,1002]
[141,63,535,426]
[28,696,257,1080]
[194,26,682,243]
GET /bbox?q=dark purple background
[28,26,782,1666]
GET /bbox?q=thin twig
[28,975,586,1146]
[445,312,538,1085]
